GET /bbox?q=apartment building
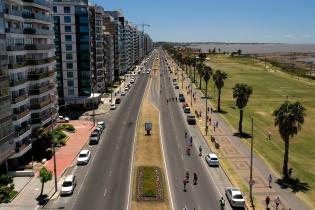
[3,0,57,168]
[53,0,101,108]
[103,31,114,87]
[0,4,15,170]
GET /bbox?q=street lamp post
[249,117,254,208]
[49,95,58,193]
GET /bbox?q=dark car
[179,94,185,102]
[115,98,121,104]
[89,131,100,144]
[187,115,196,125]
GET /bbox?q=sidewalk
[167,56,308,210]
[0,120,95,210]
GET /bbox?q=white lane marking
[103,188,107,197]
[126,64,151,210]
[109,171,112,177]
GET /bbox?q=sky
[93,0,315,43]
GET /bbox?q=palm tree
[232,83,253,134]
[273,101,306,178]
[213,70,228,112]
[197,63,205,90]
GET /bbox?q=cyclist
[186,171,190,181]
[185,130,188,138]
[167,99,168,104]
[219,197,225,209]
[193,173,198,185]
[199,145,202,156]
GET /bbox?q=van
[205,153,219,167]
[61,175,76,196]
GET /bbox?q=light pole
[92,78,96,127]
[249,117,254,208]
[49,95,57,193]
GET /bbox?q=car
[77,150,91,165]
[58,116,70,123]
[183,106,191,113]
[121,91,126,96]
[124,86,129,91]
[97,121,106,130]
[179,94,185,102]
[225,187,245,207]
[142,70,146,74]
[61,175,76,196]
[175,84,179,89]
[173,78,177,82]
[130,80,134,84]
[94,126,102,134]
[187,115,196,125]
[89,131,100,144]
[110,103,117,110]
[115,98,121,104]
[182,102,188,108]
[146,71,150,74]
[127,83,132,87]
[205,153,219,166]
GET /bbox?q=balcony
[5,28,23,34]
[24,44,54,51]
[4,9,22,17]
[10,79,28,87]
[8,62,26,69]
[29,84,54,95]
[28,70,55,80]
[6,45,25,51]
[22,12,53,22]
[23,28,54,36]
[26,57,55,66]
[30,98,51,110]
[11,94,29,104]
[22,0,51,9]
[13,109,30,121]
[15,125,31,138]
[31,112,51,124]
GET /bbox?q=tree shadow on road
[276,177,311,193]
[213,110,228,114]
[36,194,49,205]
[233,132,252,139]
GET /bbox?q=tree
[273,101,306,178]
[197,63,205,89]
[213,70,228,112]
[203,66,212,99]
[39,167,52,196]
[232,83,253,134]
[237,49,242,55]
[0,174,14,203]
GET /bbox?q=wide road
[158,49,236,210]
[44,55,155,210]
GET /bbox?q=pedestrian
[216,121,219,128]
[193,173,198,185]
[288,168,293,177]
[209,117,211,124]
[208,107,210,112]
[199,110,202,117]
[265,195,270,207]
[199,145,202,156]
[268,174,273,188]
[213,124,216,132]
[268,131,272,140]
[190,136,193,146]
[183,179,187,192]
[275,196,280,210]
[211,107,213,114]
[186,171,190,181]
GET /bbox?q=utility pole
[49,95,57,193]
[249,117,254,208]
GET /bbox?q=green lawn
[142,167,158,197]
[188,55,315,204]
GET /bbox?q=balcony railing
[26,57,55,66]
[4,9,22,17]
[8,62,26,69]
[11,94,28,104]
[30,98,51,110]
[6,45,25,51]
[23,28,54,36]
[5,28,23,34]
[28,70,55,80]
[29,84,54,95]
[22,0,51,8]
[13,109,30,121]
[15,125,31,137]
[22,12,53,22]
[10,79,28,87]
[31,112,51,124]
[24,44,54,50]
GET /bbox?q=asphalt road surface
[43,55,155,210]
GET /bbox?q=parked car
[89,131,100,144]
[94,126,102,134]
[173,78,177,82]
[121,91,126,96]
[179,94,185,102]
[182,103,188,109]
[225,187,245,207]
[77,150,91,165]
[175,84,179,89]
[110,103,117,110]
[115,98,121,104]
[205,153,219,166]
[183,106,191,113]
[124,86,129,91]
[61,175,76,196]
[97,121,106,130]
[187,115,196,125]
[58,116,70,123]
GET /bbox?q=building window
[67,80,74,87]
[64,6,70,13]
[79,26,88,33]
[65,35,72,41]
[53,6,57,13]
[65,44,72,51]
[67,72,73,78]
[66,63,73,69]
[64,16,71,23]
[66,53,72,60]
[64,26,71,32]
[68,89,74,96]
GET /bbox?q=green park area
[190,54,315,205]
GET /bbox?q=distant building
[103,32,114,87]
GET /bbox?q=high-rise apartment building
[53,0,100,108]
[103,31,114,87]
[0,0,58,168]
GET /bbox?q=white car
[225,187,245,207]
[205,153,219,166]
[97,121,106,130]
[77,150,91,165]
[124,86,129,91]
[61,175,76,196]
[110,103,116,110]
[121,91,126,96]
